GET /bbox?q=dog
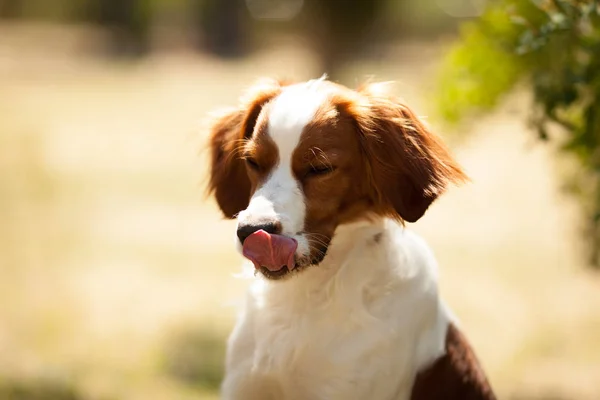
[206,76,496,400]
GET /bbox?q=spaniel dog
[206,76,496,400]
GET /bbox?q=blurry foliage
[0,377,85,400]
[387,0,465,38]
[162,327,225,391]
[438,0,600,267]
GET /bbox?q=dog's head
[206,77,467,280]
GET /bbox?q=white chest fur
[221,219,452,400]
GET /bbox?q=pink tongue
[242,230,298,272]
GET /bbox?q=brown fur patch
[342,83,469,222]
[242,107,280,191]
[290,98,373,264]
[206,78,285,218]
[410,323,497,400]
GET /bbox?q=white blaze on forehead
[267,79,329,158]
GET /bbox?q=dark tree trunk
[303,0,388,82]
[0,0,23,19]
[193,0,249,58]
[83,0,152,57]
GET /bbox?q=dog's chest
[248,300,413,400]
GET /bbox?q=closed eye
[244,157,260,171]
[306,164,336,177]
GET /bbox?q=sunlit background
[1,0,599,399]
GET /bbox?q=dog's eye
[245,157,260,171]
[307,164,336,177]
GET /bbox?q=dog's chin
[258,265,301,280]
[256,248,329,281]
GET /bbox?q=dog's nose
[237,220,282,244]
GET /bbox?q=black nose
[237,221,282,244]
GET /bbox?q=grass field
[1,23,599,400]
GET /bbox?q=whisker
[305,232,330,241]
[305,235,330,249]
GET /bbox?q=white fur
[222,218,453,400]
[237,79,329,258]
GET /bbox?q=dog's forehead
[266,80,331,159]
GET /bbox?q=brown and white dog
[206,76,496,400]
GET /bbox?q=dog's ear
[206,78,285,218]
[346,82,468,222]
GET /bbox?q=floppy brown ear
[206,78,285,218]
[350,83,468,222]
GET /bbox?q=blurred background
[1,0,599,399]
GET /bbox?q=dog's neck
[248,217,439,315]
[317,217,387,271]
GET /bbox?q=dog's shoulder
[410,323,497,400]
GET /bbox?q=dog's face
[207,78,466,280]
